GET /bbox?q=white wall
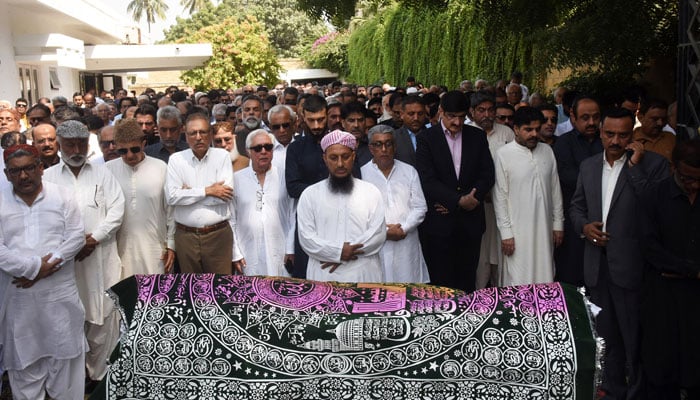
[0,10,21,102]
[37,65,81,101]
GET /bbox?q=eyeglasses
[99,140,115,147]
[443,112,467,121]
[6,161,39,177]
[249,143,274,152]
[544,117,558,123]
[15,104,27,108]
[270,123,291,131]
[496,115,514,121]
[256,189,264,211]
[186,130,209,138]
[116,146,142,155]
[369,140,394,149]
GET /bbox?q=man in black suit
[570,108,668,400]
[394,95,427,167]
[415,90,495,292]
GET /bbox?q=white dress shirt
[601,153,627,231]
[165,147,234,228]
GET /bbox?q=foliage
[177,16,281,90]
[304,31,351,77]
[344,0,677,91]
[180,0,210,14]
[163,0,328,58]
[295,0,358,28]
[127,0,168,33]
[346,3,537,88]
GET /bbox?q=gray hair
[245,128,275,150]
[367,124,394,143]
[267,104,296,123]
[212,103,228,117]
[157,105,182,126]
[56,120,89,139]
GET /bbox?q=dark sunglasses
[270,123,291,131]
[99,140,115,147]
[116,146,142,155]
[496,115,514,121]
[249,143,274,152]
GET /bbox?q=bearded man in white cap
[296,130,387,283]
[43,119,125,389]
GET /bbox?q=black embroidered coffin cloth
[92,274,598,400]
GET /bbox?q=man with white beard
[213,122,250,172]
[232,129,295,277]
[43,120,125,387]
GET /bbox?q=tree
[177,16,281,89]
[180,0,210,14]
[127,0,168,34]
[162,0,328,58]
[342,0,676,96]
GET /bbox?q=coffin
[91,274,599,400]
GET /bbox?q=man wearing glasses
[415,90,494,292]
[361,124,429,284]
[0,144,86,400]
[232,129,295,277]
[43,120,125,387]
[268,104,296,171]
[495,103,515,130]
[106,119,175,278]
[165,113,237,275]
[14,98,28,132]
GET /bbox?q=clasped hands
[321,242,364,273]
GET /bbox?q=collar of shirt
[441,121,460,139]
[602,151,627,167]
[189,148,211,163]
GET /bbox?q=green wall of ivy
[347,3,539,88]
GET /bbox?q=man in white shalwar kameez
[361,125,429,283]
[233,129,295,277]
[493,107,564,286]
[106,119,175,278]
[297,130,386,283]
[468,92,515,288]
[0,144,87,400]
[43,120,125,383]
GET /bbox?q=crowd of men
[0,73,698,400]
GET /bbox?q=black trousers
[590,253,643,400]
[420,229,481,293]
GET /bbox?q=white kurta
[106,156,175,278]
[0,182,87,370]
[44,160,125,324]
[476,123,516,268]
[361,160,430,283]
[233,166,295,277]
[493,141,564,286]
[297,178,387,283]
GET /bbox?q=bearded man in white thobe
[0,144,86,400]
[43,120,125,384]
[469,92,515,288]
[493,107,564,286]
[297,130,386,283]
[106,119,175,278]
[361,125,429,283]
[232,129,295,277]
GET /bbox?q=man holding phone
[570,108,668,400]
